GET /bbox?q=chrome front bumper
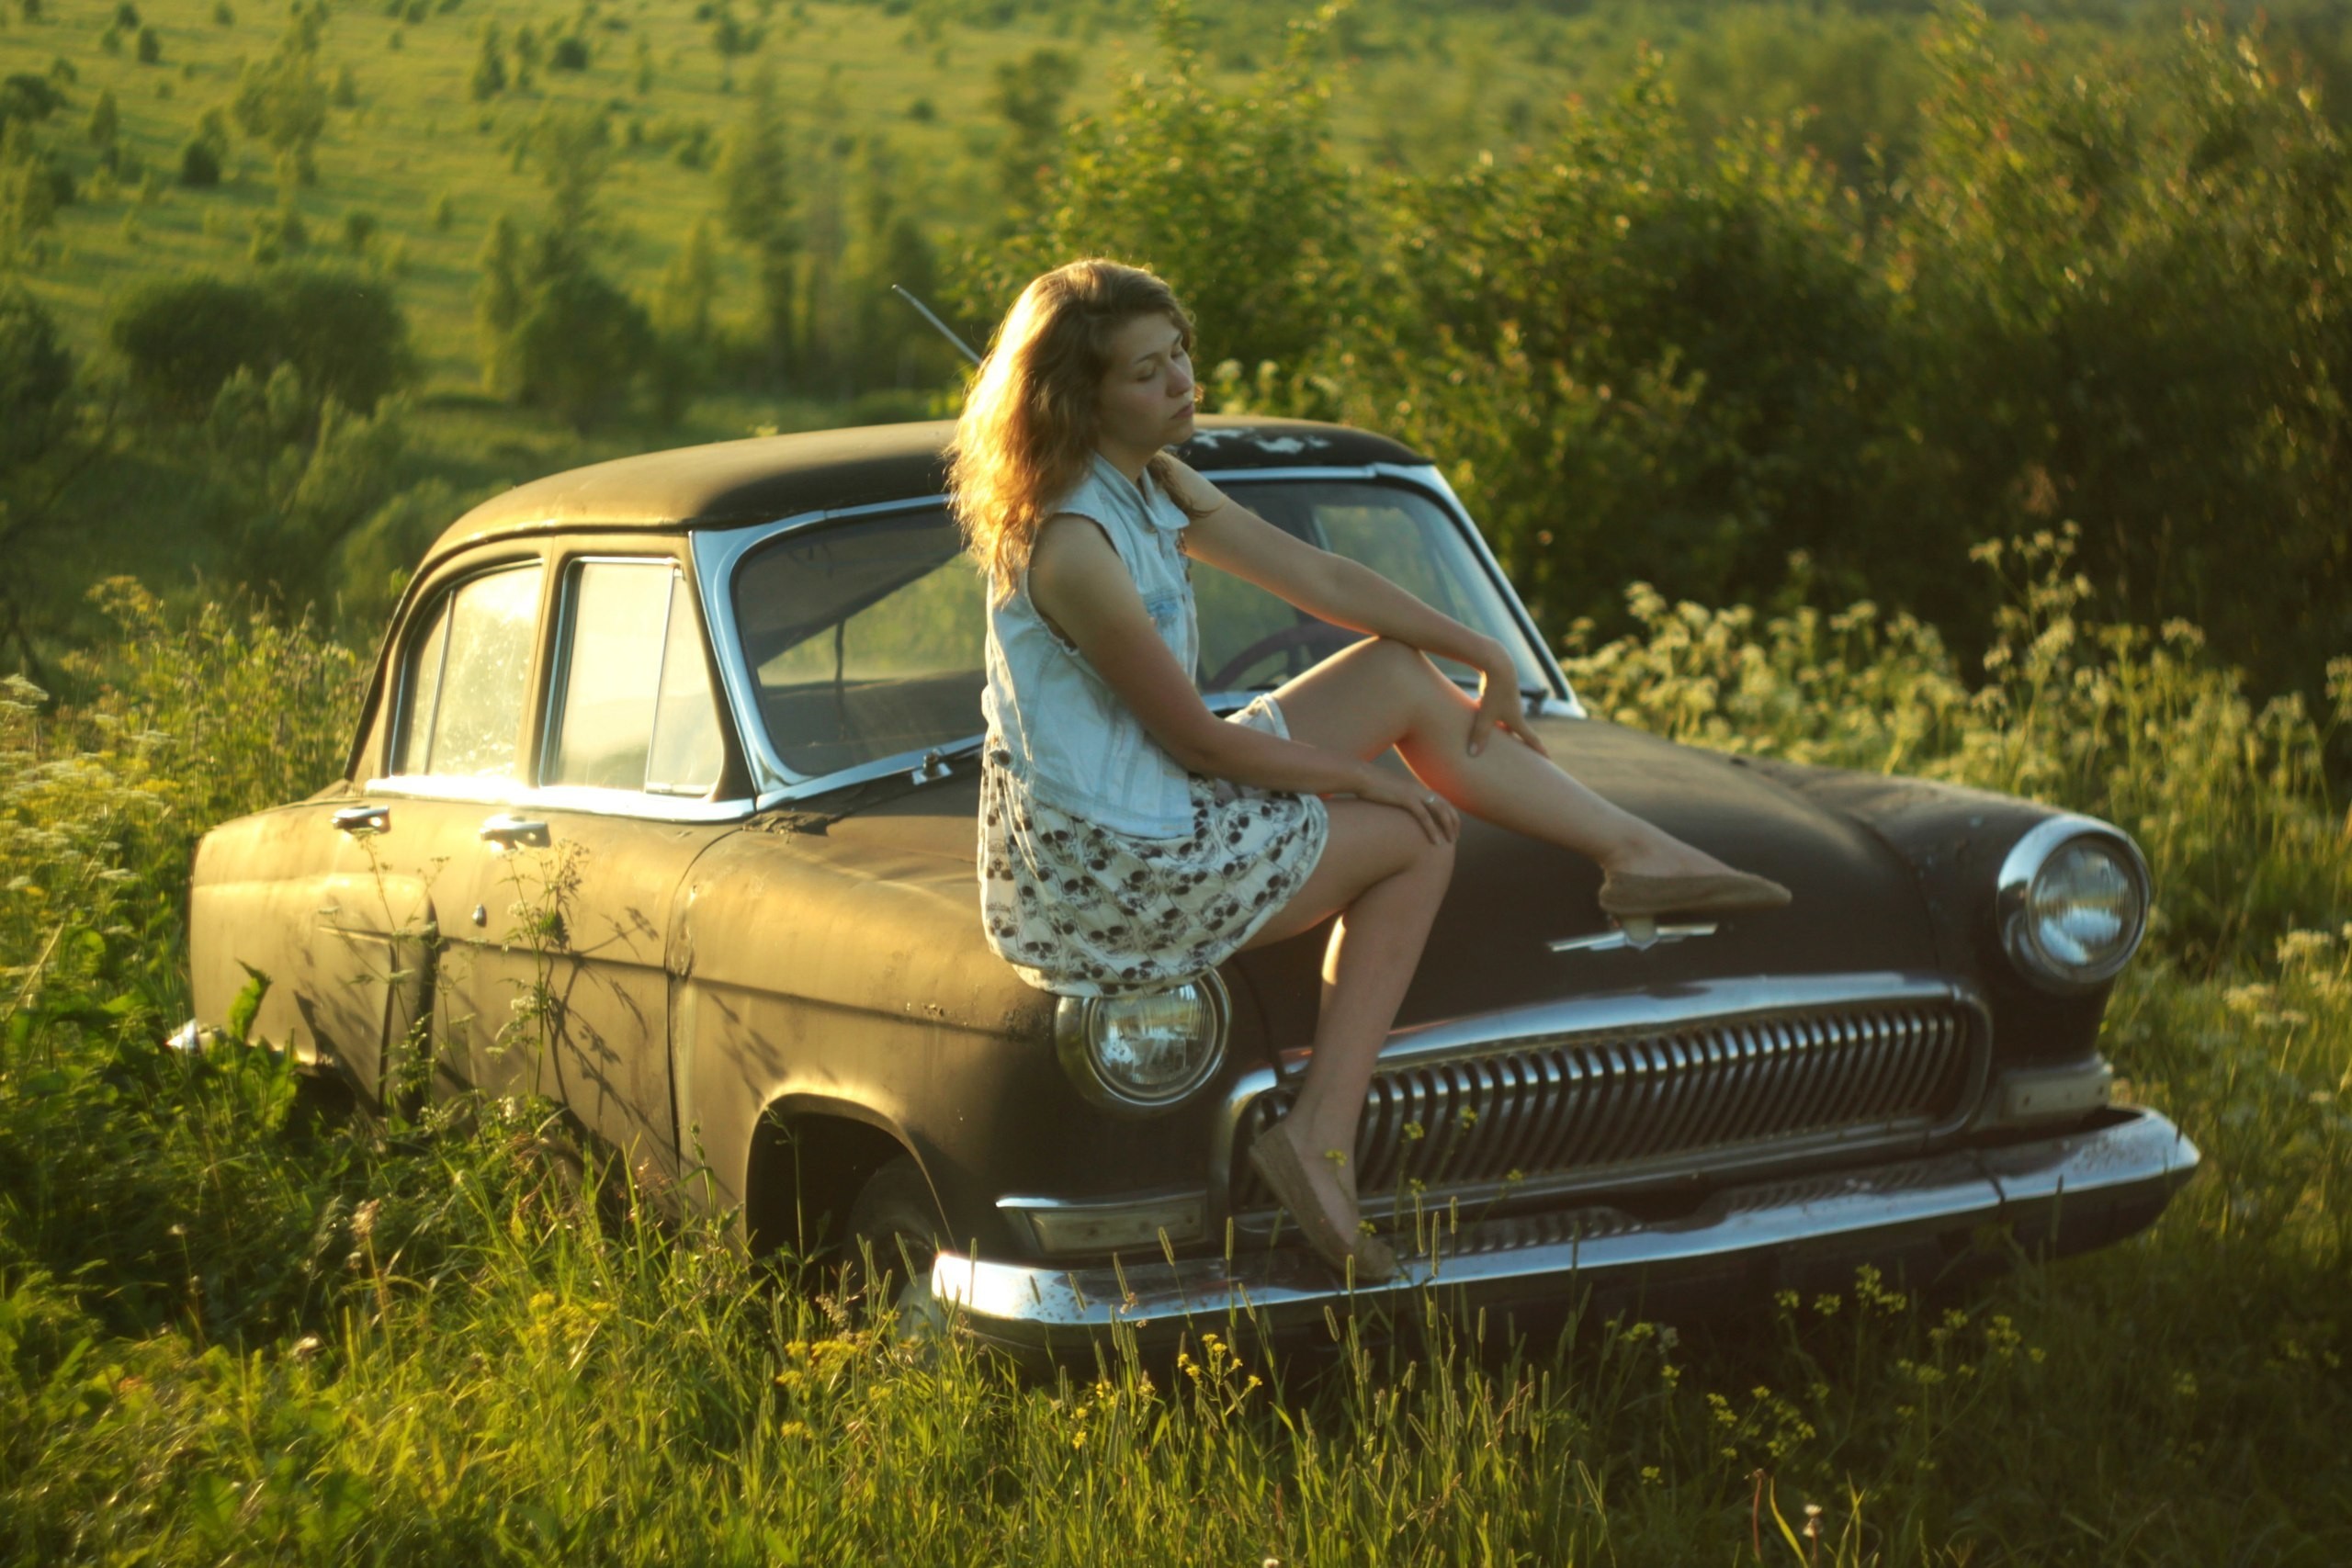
[931,1105,2199,1353]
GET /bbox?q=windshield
[729,478,1556,782]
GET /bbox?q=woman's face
[1093,311,1195,457]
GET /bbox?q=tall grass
[3,549,2348,1564]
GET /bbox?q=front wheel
[842,1156,950,1339]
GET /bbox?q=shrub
[177,134,220,186]
[108,265,413,423]
[110,275,280,417]
[0,280,74,472]
[0,72,63,130]
[504,261,652,428]
[199,364,413,603]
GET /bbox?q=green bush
[107,274,284,419]
[0,280,74,472]
[1342,48,1903,634]
[108,266,413,424]
[175,135,220,187]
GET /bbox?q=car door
[505,553,739,1177]
[366,549,739,1180]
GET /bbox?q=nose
[1170,361,1194,401]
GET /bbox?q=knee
[1363,637,1429,684]
[1363,637,1454,712]
[1406,825,1456,885]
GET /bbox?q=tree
[0,286,112,671]
[232,14,329,192]
[473,209,526,393]
[986,45,1076,218]
[85,87,117,148]
[505,262,652,428]
[526,104,612,248]
[961,1,1355,389]
[179,108,228,187]
[715,60,798,377]
[1346,51,1903,632]
[469,22,506,101]
[109,266,413,423]
[0,118,60,260]
[473,114,656,427]
[652,212,720,348]
[1,73,65,130]
[200,361,411,606]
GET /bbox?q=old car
[181,415,2200,1353]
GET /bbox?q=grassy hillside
[0,0,1638,385]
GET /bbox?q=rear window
[396,564,545,779]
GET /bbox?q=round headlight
[1997,818,2150,990]
[1055,973,1230,1115]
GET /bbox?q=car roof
[424,415,1430,567]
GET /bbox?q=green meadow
[5,0,2352,1559]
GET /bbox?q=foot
[1597,867,1792,919]
[1247,1117,1396,1283]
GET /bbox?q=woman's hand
[1466,643,1550,759]
[1349,762,1461,845]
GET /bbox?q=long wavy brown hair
[948,259,1202,599]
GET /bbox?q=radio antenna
[891,285,982,367]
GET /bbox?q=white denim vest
[981,451,1199,839]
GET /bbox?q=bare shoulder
[1155,454,1230,518]
[1029,512,1129,602]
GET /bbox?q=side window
[729,512,988,779]
[398,564,545,779]
[544,560,725,796]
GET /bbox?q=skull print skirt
[978,694,1331,998]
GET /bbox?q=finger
[1467,712,1495,757]
[1510,715,1551,757]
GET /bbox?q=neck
[1094,437,1154,487]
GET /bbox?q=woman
[950,259,1788,1281]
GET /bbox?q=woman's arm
[1159,457,1548,759]
[1027,513,1456,842]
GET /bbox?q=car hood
[814,714,1941,1044]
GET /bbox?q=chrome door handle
[332,804,390,835]
[479,814,551,851]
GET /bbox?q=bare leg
[1269,637,1734,877]
[1241,795,1453,1216]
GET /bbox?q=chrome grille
[1227,993,1984,1218]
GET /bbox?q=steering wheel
[1204,620,1361,692]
